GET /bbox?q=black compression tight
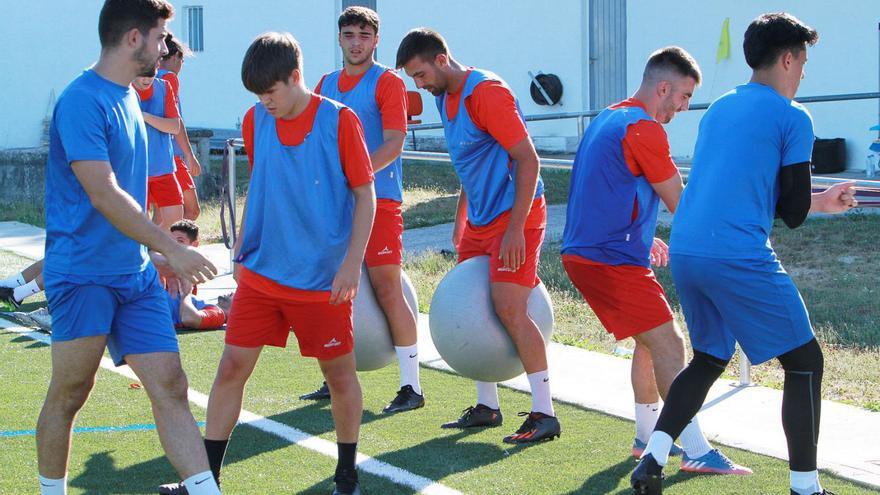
[778,338,824,472]
[654,350,729,439]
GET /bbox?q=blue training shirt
[45,69,150,275]
[669,82,814,260]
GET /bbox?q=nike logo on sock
[542,378,549,382]
[40,482,54,487]
[409,353,418,358]
[194,477,211,485]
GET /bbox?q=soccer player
[37,1,219,494]
[396,28,560,444]
[299,6,423,413]
[159,33,202,221]
[159,32,375,495]
[166,220,228,330]
[562,46,749,474]
[133,72,185,231]
[0,258,44,309]
[631,13,856,495]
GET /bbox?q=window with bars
[185,6,204,52]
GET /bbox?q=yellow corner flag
[717,17,731,63]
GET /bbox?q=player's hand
[816,181,857,213]
[330,259,360,305]
[186,154,202,177]
[165,244,217,285]
[499,226,526,272]
[164,276,193,299]
[650,237,669,267]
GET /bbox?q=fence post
[738,347,751,386]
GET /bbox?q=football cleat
[299,381,331,401]
[502,411,561,444]
[632,438,683,458]
[333,468,360,495]
[631,453,664,494]
[680,449,753,475]
[441,404,502,429]
[382,385,425,414]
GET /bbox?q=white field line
[0,320,462,495]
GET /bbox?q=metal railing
[223,92,880,387]
[407,91,880,139]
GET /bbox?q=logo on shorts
[496,266,517,273]
[377,246,393,256]
[324,337,342,348]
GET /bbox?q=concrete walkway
[1,220,878,490]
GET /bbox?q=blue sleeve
[781,104,814,167]
[55,90,110,164]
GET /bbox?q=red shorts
[148,173,183,207]
[225,278,354,359]
[365,200,403,267]
[457,226,545,288]
[174,156,195,191]
[562,255,674,340]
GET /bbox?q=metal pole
[226,141,236,269]
[738,347,751,387]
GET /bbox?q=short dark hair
[395,28,449,69]
[170,219,199,242]
[162,32,191,60]
[744,13,818,70]
[643,46,702,85]
[241,32,302,94]
[98,0,173,48]
[338,6,379,34]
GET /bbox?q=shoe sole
[440,421,503,429]
[383,402,426,414]
[679,466,752,475]
[502,431,561,444]
[631,477,662,495]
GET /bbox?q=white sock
[13,278,42,303]
[634,402,660,443]
[395,344,421,395]
[38,474,67,495]
[790,470,821,495]
[527,369,555,416]
[183,470,221,495]
[642,431,674,466]
[475,381,499,410]
[0,272,25,288]
[679,417,712,459]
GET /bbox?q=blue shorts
[44,265,179,366]
[165,293,208,327]
[670,254,814,365]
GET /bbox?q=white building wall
[378,0,589,142]
[5,0,878,171]
[1,2,103,149]
[627,0,880,169]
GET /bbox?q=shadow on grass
[403,194,458,230]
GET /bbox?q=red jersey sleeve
[314,74,327,94]
[375,71,408,133]
[242,106,256,171]
[622,120,678,183]
[163,81,179,119]
[337,108,374,188]
[466,80,529,150]
[161,72,180,99]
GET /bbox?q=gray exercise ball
[429,255,554,382]
[352,268,419,371]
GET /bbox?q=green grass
[0,327,874,494]
[402,217,880,411]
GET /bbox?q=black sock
[655,351,728,438]
[336,442,358,475]
[204,438,229,484]
[778,339,823,472]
